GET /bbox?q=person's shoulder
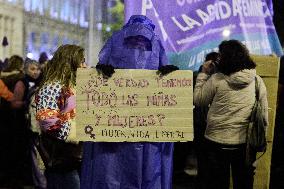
[211,72,225,80]
[110,30,124,39]
[0,70,20,78]
[38,82,63,95]
[15,79,25,88]
[1,71,23,80]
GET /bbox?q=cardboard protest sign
[76,69,193,142]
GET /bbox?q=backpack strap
[255,76,260,101]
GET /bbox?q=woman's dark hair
[38,52,48,65]
[198,52,220,73]
[4,55,24,72]
[218,40,256,75]
[205,52,219,62]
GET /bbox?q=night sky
[273,0,284,46]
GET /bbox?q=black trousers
[203,139,256,189]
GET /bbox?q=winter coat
[194,69,269,145]
[0,79,13,100]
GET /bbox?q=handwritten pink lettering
[147,92,177,106]
[88,76,108,88]
[113,77,149,88]
[107,114,166,128]
[156,77,192,88]
[121,94,138,106]
[101,129,127,138]
[91,91,118,108]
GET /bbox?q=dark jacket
[40,134,83,172]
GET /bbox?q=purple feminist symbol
[85,125,96,139]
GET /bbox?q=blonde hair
[39,44,84,88]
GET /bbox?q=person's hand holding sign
[96,64,115,79]
[157,65,179,76]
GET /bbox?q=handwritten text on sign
[76,69,193,142]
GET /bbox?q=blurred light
[106,26,111,32]
[97,23,103,31]
[107,0,116,8]
[27,52,34,59]
[222,29,231,38]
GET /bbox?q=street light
[27,52,34,59]
[222,29,231,38]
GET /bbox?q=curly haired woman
[194,40,268,189]
[35,44,85,189]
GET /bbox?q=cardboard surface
[76,69,193,142]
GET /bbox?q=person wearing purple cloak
[81,15,178,189]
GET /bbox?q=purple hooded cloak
[81,15,174,189]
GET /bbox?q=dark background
[273,0,284,47]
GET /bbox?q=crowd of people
[0,53,47,188]
[0,15,273,189]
